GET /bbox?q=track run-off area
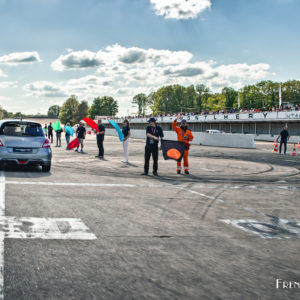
[0,135,299,300]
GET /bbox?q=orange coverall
[172,120,194,171]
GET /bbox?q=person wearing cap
[172,115,194,174]
[75,121,86,153]
[142,117,164,176]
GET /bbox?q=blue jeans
[65,134,70,145]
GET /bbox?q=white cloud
[51,44,193,71]
[0,51,41,65]
[23,75,115,99]
[0,69,7,78]
[24,81,67,98]
[0,81,17,88]
[51,50,104,71]
[32,45,271,115]
[150,0,211,19]
[215,63,270,81]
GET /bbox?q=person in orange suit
[172,115,194,175]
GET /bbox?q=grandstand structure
[102,111,300,142]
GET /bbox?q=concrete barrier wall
[253,134,300,143]
[105,129,256,149]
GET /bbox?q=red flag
[83,118,99,132]
[68,138,79,150]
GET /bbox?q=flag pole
[279,84,282,108]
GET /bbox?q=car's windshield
[0,122,44,137]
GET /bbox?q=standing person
[56,128,62,147]
[172,115,194,175]
[43,124,48,137]
[142,118,164,176]
[75,122,86,153]
[96,119,105,159]
[48,122,53,143]
[122,119,131,163]
[277,125,290,155]
[64,122,71,150]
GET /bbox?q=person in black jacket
[141,118,164,176]
[95,119,105,159]
[276,125,290,154]
[75,122,86,153]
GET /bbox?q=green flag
[52,120,61,131]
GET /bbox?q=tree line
[132,80,300,115]
[0,95,119,125]
[1,80,300,123]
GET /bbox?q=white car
[205,129,225,134]
[0,120,52,172]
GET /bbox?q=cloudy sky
[0,0,299,116]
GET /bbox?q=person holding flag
[122,119,130,163]
[52,120,62,147]
[56,127,62,147]
[172,115,194,174]
[64,122,71,150]
[142,117,164,176]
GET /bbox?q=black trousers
[97,139,104,157]
[144,144,158,173]
[56,133,61,147]
[279,141,287,154]
[48,132,53,143]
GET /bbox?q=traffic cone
[297,142,300,149]
[292,144,297,156]
[273,141,278,153]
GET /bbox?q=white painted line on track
[173,184,269,218]
[0,172,5,217]
[6,181,136,187]
[0,172,5,299]
[199,168,217,172]
[0,217,96,240]
[0,173,98,300]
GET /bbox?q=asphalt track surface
[1,135,300,300]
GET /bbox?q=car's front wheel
[42,163,51,172]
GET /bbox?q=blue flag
[109,120,124,142]
[64,125,74,137]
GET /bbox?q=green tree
[0,106,9,120]
[132,93,149,116]
[152,85,182,114]
[14,112,23,118]
[72,100,89,124]
[183,85,197,112]
[88,96,119,119]
[282,80,300,106]
[195,84,210,112]
[59,95,79,125]
[47,105,60,117]
[222,87,238,110]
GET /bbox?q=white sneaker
[122,160,128,163]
